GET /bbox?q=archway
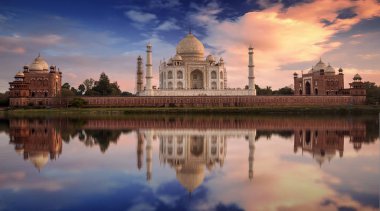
[190,136,204,157]
[190,70,203,89]
[315,88,318,95]
[305,81,311,95]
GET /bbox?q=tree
[83,78,95,91]
[62,83,71,90]
[78,84,86,95]
[69,98,88,108]
[121,91,133,96]
[0,92,9,107]
[92,72,121,96]
[275,86,294,95]
[364,81,380,105]
[61,82,78,97]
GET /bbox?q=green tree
[69,98,88,108]
[275,86,294,95]
[92,72,121,96]
[78,84,86,95]
[0,92,9,107]
[363,81,380,105]
[61,83,75,97]
[62,82,71,90]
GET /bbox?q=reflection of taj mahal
[137,129,256,193]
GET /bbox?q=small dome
[338,68,343,72]
[219,57,224,63]
[176,32,205,60]
[325,64,335,73]
[29,54,49,71]
[206,54,215,62]
[15,71,25,78]
[172,54,183,61]
[167,58,173,64]
[353,73,362,81]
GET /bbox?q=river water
[0,115,378,211]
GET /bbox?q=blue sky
[1,0,380,92]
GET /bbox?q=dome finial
[189,26,192,34]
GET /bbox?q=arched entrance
[190,136,204,157]
[190,70,203,89]
[305,81,311,95]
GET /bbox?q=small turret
[338,67,343,75]
[293,72,298,78]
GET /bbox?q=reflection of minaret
[136,131,144,170]
[248,132,255,181]
[146,131,153,181]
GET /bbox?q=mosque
[136,31,256,96]
[8,54,62,107]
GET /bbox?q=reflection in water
[9,119,62,171]
[1,116,378,210]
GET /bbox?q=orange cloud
[201,0,380,89]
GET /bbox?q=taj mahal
[136,31,256,96]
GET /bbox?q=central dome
[29,54,49,71]
[176,32,205,61]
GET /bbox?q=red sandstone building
[293,58,365,96]
[9,54,62,107]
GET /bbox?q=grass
[1,105,379,118]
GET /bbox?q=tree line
[62,72,133,97]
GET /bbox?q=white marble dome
[29,54,49,71]
[176,33,205,60]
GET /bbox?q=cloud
[155,18,180,31]
[189,1,223,26]
[190,0,380,88]
[124,10,157,23]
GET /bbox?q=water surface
[0,115,378,211]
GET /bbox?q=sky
[0,0,380,92]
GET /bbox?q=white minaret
[248,45,256,95]
[145,42,153,95]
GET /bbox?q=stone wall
[9,95,366,108]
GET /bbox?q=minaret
[137,131,144,170]
[136,56,144,94]
[146,130,153,181]
[248,132,255,181]
[145,43,153,95]
[248,45,256,95]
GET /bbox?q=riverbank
[1,105,379,118]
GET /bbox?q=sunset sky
[1,0,379,92]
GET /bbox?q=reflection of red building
[294,123,367,166]
[9,119,62,171]
[294,129,344,166]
